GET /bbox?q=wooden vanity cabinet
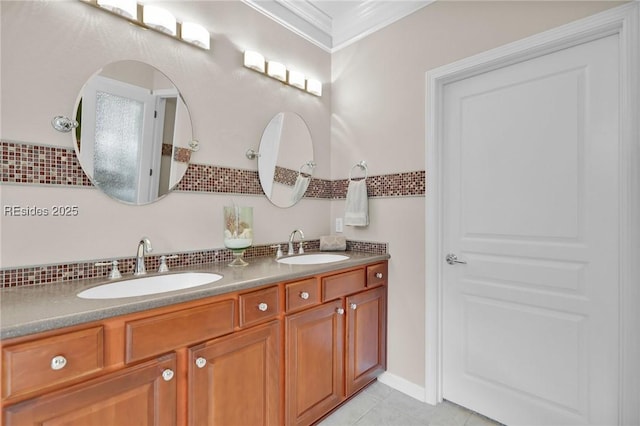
[1,260,388,426]
[346,285,387,396]
[188,320,281,426]
[4,354,177,426]
[285,263,388,425]
[2,326,104,399]
[285,299,345,426]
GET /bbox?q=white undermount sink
[77,272,223,299]
[277,253,349,265]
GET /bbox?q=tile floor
[318,381,503,426]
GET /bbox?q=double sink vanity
[1,251,389,426]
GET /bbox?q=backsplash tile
[0,240,387,288]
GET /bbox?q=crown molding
[242,0,433,52]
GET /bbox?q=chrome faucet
[288,229,305,255]
[134,237,153,276]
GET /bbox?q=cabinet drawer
[285,278,320,313]
[322,269,366,301]
[366,262,388,288]
[2,326,104,398]
[239,286,280,327]
[126,299,235,363]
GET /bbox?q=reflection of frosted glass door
[95,91,143,203]
[80,75,156,204]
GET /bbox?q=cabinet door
[188,321,281,426]
[3,354,176,426]
[346,286,387,396]
[285,300,344,426]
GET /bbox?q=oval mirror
[257,112,315,208]
[73,60,193,204]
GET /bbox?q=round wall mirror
[257,112,315,208]
[73,60,193,204]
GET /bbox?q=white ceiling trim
[241,0,333,52]
[331,1,433,50]
[242,0,434,52]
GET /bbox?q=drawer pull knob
[162,369,174,381]
[350,303,357,310]
[258,303,268,312]
[50,355,67,370]
[195,357,207,368]
[299,291,310,300]
[375,272,383,279]
[336,308,345,315]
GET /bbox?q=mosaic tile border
[1,141,92,187]
[0,240,387,288]
[1,141,425,197]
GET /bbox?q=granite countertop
[0,252,389,340]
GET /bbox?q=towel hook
[349,161,368,181]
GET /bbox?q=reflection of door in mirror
[79,75,178,204]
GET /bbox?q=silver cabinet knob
[446,253,467,265]
[350,303,357,310]
[258,302,268,312]
[162,369,174,381]
[375,272,383,279]
[195,357,207,368]
[300,291,310,300]
[50,355,67,371]
[336,308,345,315]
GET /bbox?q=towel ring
[349,161,368,181]
[299,161,316,178]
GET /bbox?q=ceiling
[242,0,434,52]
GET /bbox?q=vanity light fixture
[306,78,322,97]
[142,5,176,36]
[267,61,287,82]
[243,50,322,97]
[96,0,137,19]
[181,22,210,50]
[244,51,265,73]
[81,0,210,50]
[288,70,306,90]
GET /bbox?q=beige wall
[330,0,623,392]
[0,1,331,266]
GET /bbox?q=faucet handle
[271,245,283,259]
[158,255,178,273]
[298,241,305,254]
[95,260,122,279]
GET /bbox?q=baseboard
[377,372,427,402]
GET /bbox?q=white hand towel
[290,175,310,204]
[344,179,369,226]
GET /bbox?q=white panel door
[442,34,619,426]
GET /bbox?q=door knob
[446,253,467,265]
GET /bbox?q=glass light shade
[288,70,306,90]
[306,78,322,97]
[267,61,287,82]
[143,5,176,35]
[97,0,137,19]
[181,22,210,50]
[244,51,265,73]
